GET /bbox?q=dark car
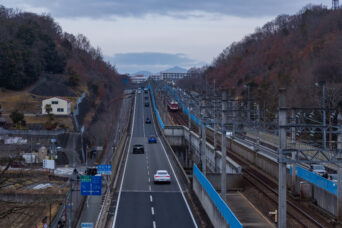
[145,102,149,107]
[85,167,98,176]
[145,117,151,124]
[133,144,144,154]
[148,135,157,144]
[144,96,148,99]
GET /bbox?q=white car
[310,164,327,176]
[153,170,171,183]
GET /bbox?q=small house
[42,97,71,115]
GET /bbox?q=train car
[167,100,179,111]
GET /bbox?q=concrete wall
[0,192,65,203]
[206,173,244,191]
[193,176,229,228]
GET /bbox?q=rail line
[168,108,333,228]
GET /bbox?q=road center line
[151,207,155,215]
[153,221,156,228]
[150,195,153,202]
[148,177,150,183]
[149,185,151,191]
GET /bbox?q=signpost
[81,175,102,196]
[43,160,55,169]
[81,223,94,228]
[97,165,112,175]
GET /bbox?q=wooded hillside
[205,5,342,108]
[0,5,123,98]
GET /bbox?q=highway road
[112,91,197,228]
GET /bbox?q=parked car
[148,135,157,144]
[145,102,149,107]
[154,170,171,183]
[145,117,151,124]
[310,164,327,176]
[133,144,144,154]
[328,174,338,183]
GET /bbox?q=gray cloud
[105,52,202,74]
[2,0,326,18]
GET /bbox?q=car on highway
[145,102,149,107]
[145,117,151,124]
[148,135,157,143]
[85,166,98,176]
[133,144,144,154]
[310,164,327,176]
[154,170,171,183]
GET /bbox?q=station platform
[225,192,274,228]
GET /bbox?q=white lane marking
[148,88,198,228]
[150,195,153,202]
[142,94,146,138]
[153,221,156,228]
[148,170,149,175]
[148,177,151,183]
[112,93,137,228]
[151,207,155,215]
[121,190,180,193]
[149,185,151,191]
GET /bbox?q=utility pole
[188,106,192,168]
[322,81,327,150]
[201,97,207,175]
[278,88,287,228]
[291,109,296,193]
[247,84,251,126]
[337,104,342,222]
[221,90,227,201]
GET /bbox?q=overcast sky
[1,0,327,74]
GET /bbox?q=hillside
[0,5,127,136]
[202,5,342,109]
[0,5,124,98]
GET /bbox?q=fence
[73,92,86,132]
[290,166,337,195]
[148,85,164,129]
[193,164,243,228]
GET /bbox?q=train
[167,100,179,111]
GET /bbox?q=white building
[130,75,148,83]
[160,67,188,81]
[150,74,162,81]
[42,97,71,115]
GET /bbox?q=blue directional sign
[97,164,112,175]
[81,223,93,228]
[81,175,102,196]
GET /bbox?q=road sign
[81,175,102,196]
[81,223,93,228]
[97,164,112,175]
[43,160,55,169]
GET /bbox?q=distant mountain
[161,66,188,73]
[132,71,152,77]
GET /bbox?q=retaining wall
[193,164,242,228]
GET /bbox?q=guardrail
[148,85,164,129]
[290,166,337,195]
[193,164,243,228]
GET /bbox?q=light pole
[315,81,327,150]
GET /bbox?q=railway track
[168,108,333,228]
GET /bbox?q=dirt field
[0,170,68,227]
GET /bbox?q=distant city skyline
[1,0,327,73]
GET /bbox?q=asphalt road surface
[112,90,197,228]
